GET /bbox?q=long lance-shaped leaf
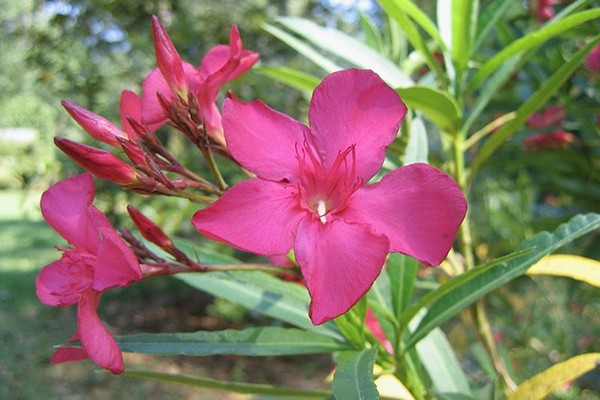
[508,353,600,400]
[333,348,379,400]
[116,327,350,356]
[176,271,342,340]
[257,66,319,95]
[274,17,413,88]
[263,23,341,73]
[468,9,600,92]
[437,0,478,84]
[380,3,446,83]
[468,35,600,181]
[376,0,447,53]
[527,254,600,287]
[397,86,462,133]
[122,370,332,399]
[401,212,600,350]
[471,0,512,56]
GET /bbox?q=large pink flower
[141,18,259,144]
[36,174,141,373]
[193,69,467,324]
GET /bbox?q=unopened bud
[127,205,173,250]
[62,100,126,147]
[54,137,138,186]
[151,16,188,97]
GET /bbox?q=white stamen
[316,200,327,224]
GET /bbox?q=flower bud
[119,90,142,140]
[127,205,173,250]
[151,15,188,97]
[62,100,126,147]
[54,137,138,186]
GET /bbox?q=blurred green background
[1,0,599,398]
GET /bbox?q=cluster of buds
[56,16,258,201]
[523,105,577,152]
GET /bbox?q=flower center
[295,140,362,223]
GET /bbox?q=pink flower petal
[77,291,124,374]
[342,163,467,266]
[119,90,142,139]
[223,97,310,181]
[40,174,99,252]
[51,333,89,364]
[141,62,197,132]
[193,178,304,255]
[36,254,92,306]
[89,207,141,292]
[294,217,389,325]
[308,69,406,181]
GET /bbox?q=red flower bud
[151,16,187,96]
[117,137,147,168]
[54,137,138,185]
[62,100,127,147]
[127,205,173,250]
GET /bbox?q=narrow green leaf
[403,213,600,350]
[462,56,521,133]
[257,66,319,94]
[263,23,340,73]
[387,254,419,318]
[403,117,428,165]
[469,9,600,91]
[468,35,600,179]
[275,17,413,87]
[415,328,473,396]
[376,0,446,52]
[116,327,349,356]
[122,370,331,398]
[396,86,462,132]
[472,0,512,55]
[437,0,477,76]
[333,348,379,400]
[379,2,446,82]
[176,271,342,340]
[508,353,600,400]
[359,12,385,53]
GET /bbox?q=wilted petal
[294,217,389,325]
[308,69,406,181]
[193,179,304,255]
[77,291,124,374]
[89,207,141,292]
[223,97,310,181]
[343,163,467,266]
[40,173,98,251]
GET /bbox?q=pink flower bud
[54,137,138,186]
[127,205,173,250]
[117,138,147,167]
[151,16,187,96]
[62,100,127,147]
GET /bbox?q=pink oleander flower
[193,69,467,324]
[36,174,142,373]
[526,105,565,129]
[534,0,560,22]
[585,44,600,73]
[142,18,259,145]
[523,130,577,151]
